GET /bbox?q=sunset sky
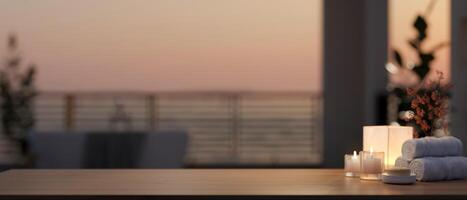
[0,0,449,92]
[390,0,450,81]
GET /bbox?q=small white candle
[360,148,384,180]
[362,147,382,173]
[362,156,382,174]
[344,150,360,177]
[349,151,360,172]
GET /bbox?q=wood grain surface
[0,169,466,200]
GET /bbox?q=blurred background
[0,0,463,169]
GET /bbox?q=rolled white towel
[409,157,467,181]
[395,156,410,168]
[401,136,463,161]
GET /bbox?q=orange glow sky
[390,0,450,80]
[0,0,450,92]
[0,0,322,92]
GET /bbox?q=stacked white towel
[395,136,467,182]
[410,157,467,181]
[401,136,463,161]
[395,157,410,168]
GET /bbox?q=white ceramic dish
[381,173,416,185]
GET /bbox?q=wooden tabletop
[0,169,466,200]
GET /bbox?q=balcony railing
[32,91,323,167]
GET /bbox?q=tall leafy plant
[0,34,37,154]
[388,0,449,129]
[391,0,448,81]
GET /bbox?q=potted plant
[0,34,37,167]
[387,0,449,127]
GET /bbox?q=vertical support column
[64,94,75,131]
[310,94,323,163]
[451,0,467,153]
[323,0,387,167]
[364,0,389,125]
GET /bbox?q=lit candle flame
[353,150,357,157]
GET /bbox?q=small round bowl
[381,173,416,185]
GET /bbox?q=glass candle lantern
[344,151,360,177]
[360,150,384,180]
[363,126,412,168]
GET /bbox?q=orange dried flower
[405,71,450,137]
[431,91,438,101]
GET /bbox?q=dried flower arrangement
[405,71,450,138]
[386,0,449,126]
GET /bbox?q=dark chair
[28,131,188,168]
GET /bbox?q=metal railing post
[229,93,240,162]
[147,95,158,130]
[64,94,75,131]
